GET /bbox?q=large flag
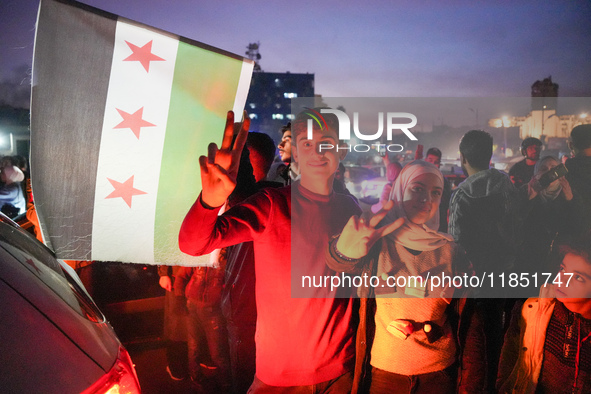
[30,0,253,265]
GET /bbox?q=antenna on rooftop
[245,42,262,72]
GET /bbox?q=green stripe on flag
[154,41,246,264]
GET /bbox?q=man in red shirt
[179,109,361,392]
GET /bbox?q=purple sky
[1,0,590,98]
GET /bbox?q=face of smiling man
[292,126,346,195]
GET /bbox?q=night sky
[1,0,590,99]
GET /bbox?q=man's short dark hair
[570,124,591,151]
[292,108,340,141]
[426,147,442,159]
[280,122,291,136]
[246,132,277,174]
[459,130,493,170]
[553,231,591,269]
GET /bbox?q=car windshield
[0,221,104,322]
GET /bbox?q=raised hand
[200,111,250,207]
[159,275,172,292]
[336,200,405,259]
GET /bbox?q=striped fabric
[31,0,253,265]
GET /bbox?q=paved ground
[128,342,193,394]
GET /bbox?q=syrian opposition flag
[30,0,253,265]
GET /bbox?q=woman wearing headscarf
[327,160,486,393]
[518,155,576,275]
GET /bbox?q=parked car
[15,209,165,346]
[344,165,382,202]
[0,213,141,393]
[88,261,165,345]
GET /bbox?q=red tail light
[81,346,141,394]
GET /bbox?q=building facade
[245,72,314,140]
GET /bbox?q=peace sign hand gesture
[200,110,250,208]
[336,200,405,259]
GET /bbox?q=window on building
[284,92,298,99]
[249,113,258,119]
[272,114,284,120]
[249,103,256,109]
[287,114,295,120]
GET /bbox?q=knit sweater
[179,182,361,386]
[371,242,457,375]
[497,286,591,393]
[326,236,486,393]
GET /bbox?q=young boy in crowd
[497,234,591,393]
[178,109,361,392]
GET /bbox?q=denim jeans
[247,371,354,394]
[187,302,231,391]
[227,323,256,393]
[369,365,456,394]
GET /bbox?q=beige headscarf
[385,160,454,251]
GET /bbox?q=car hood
[0,241,121,375]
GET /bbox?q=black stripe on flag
[31,0,116,259]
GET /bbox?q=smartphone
[537,163,568,189]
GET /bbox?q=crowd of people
[165,109,591,394]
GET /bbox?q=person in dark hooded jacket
[448,130,521,392]
[565,124,591,235]
[448,130,520,279]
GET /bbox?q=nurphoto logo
[304,108,418,153]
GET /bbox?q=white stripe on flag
[232,60,255,118]
[92,19,179,263]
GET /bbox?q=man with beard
[509,137,542,188]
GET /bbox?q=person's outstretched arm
[326,200,404,273]
[179,111,253,256]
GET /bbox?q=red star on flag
[123,40,165,72]
[114,107,156,139]
[105,176,147,208]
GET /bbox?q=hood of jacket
[457,168,515,199]
[566,156,591,186]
